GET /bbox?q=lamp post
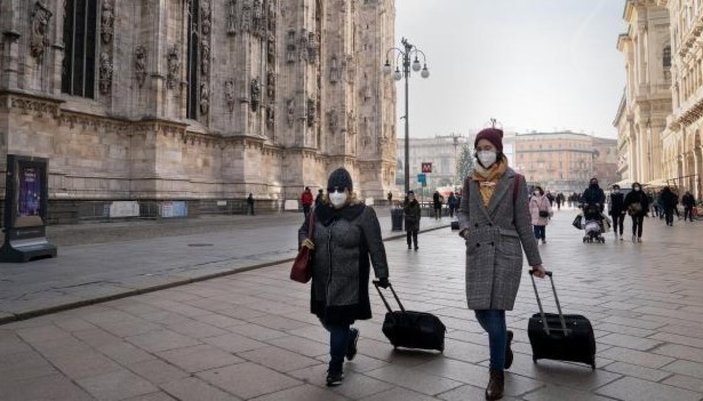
[383,38,429,194]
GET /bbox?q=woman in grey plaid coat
[458,128,547,400]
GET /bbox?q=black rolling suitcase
[450,220,460,230]
[527,270,596,369]
[373,281,446,352]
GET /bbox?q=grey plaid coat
[457,168,542,310]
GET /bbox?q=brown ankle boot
[485,368,504,400]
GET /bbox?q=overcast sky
[393,0,628,139]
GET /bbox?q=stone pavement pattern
[0,208,448,321]
[1,210,703,400]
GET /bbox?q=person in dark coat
[608,185,626,240]
[314,189,324,208]
[682,191,696,222]
[246,193,255,215]
[432,191,443,219]
[457,127,546,400]
[624,182,650,242]
[404,190,421,250]
[659,186,678,226]
[582,178,606,212]
[447,192,458,218]
[298,168,389,387]
[301,187,314,217]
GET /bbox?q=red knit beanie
[474,128,504,153]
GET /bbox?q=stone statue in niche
[167,45,180,89]
[329,55,340,83]
[30,1,52,62]
[306,98,315,127]
[101,0,114,45]
[200,83,209,114]
[299,30,309,62]
[267,32,275,64]
[227,0,237,34]
[346,111,356,135]
[252,0,263,35]
[201,0,212,35]
[286,31,297,63]
[135,46,147,87]
[99,52,113,95]
[345,55,355,81]
[267,0,276,32]
[266,106,275,128]
[200,39,210,77]
[250,77,261,112]
[266,71,275,98]
[286,98,295,127]
[328,109,338,133]
[307,32,317,63]
[240,0,252,33]
[224,80,235,112]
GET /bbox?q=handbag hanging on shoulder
[290,212,315,283]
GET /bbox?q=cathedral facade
[0,0,397,222]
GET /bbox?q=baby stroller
[582,203,605,243]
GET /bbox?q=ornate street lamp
[383,38,429,194]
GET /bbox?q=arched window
[62,0,98,98]
[663,46,672,68]
[186,0,200,119]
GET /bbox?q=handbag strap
[307,210,315,238]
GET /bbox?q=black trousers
[684,207,694,222]
[665,208,674,225]
[611,214,625,235]
[631,215,644,237]
[406,230,418,248]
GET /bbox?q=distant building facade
[396,134,470,190]
[0,0,396,222]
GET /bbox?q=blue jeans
[322,323,351,374]
[533,225,546,240]
[475,310,507,370]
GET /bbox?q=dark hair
[632,182,641,189]
[534,186,544,195]
[612,184,620,190]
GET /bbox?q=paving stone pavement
[1,209,703,400]
[0,208,448,322]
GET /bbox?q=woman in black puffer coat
[298,168,389,387]
[624,182,649,242]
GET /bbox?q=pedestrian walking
[582,178,606,212]
[608,185,626,240]
[315,189,324,208]
[433,191,443,219]
[529,186,552,244]
[555,192,563,210]
[246,193,255,215]
[447,192,458,218]
[624,182,649,242]
[404,190,421,250]
[660,186,677,226]
[301,187,314,217]
[682,191,696,222]
[298,167,390,387]
[457,127,546,400]
[387,191,393,206]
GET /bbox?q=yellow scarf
[471,156,508,207]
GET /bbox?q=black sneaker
[346,328,359,361]
[504,330,514,370]
[326,371,344,387]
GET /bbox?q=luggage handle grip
[373,280,405,313]
[528,270,569,336]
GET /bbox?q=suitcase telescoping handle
[528,270,569,336]
[372,280,406,313]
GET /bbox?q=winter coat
[404,200,421,232]
[609,192,626,216]
[624,190,650,217]
[299,203,389,325]
[458,167,542,311]
[447,195,458,209]
[301,191,314,207]
[682,193,696,208]
[529,195,552,226]
[582,185,605,206]
[659,190,677,210]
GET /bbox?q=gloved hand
[377,277,390,289]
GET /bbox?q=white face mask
[329,190,348,208]
[534,191,540,197]
[477,150,497,167]
[633,187,640,192]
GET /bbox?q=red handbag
[290,212,315,283]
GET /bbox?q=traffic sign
[417,173,427,187]
[421,162,432,173]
